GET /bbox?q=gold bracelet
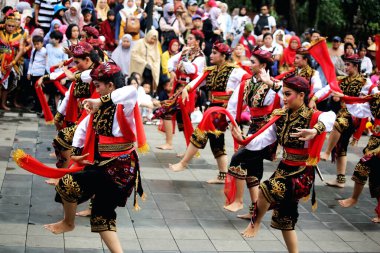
[311,96,318,102]
[11,60,16,65]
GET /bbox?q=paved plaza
[0,111,379,253]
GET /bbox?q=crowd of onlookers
[0,0,379,120]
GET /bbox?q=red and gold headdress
[83,26,99,39]
[69,42,93,58]
[191,29,205,40]
[251,48,274,64]
[90,61,121,82]
[343,54,361,64]
[212,41,231,55]
[283,76,310,93]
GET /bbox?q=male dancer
[169,42,248,184]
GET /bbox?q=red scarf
[280,36,300,67]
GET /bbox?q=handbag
[124,16,141,35]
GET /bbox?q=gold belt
[98,142,134,152]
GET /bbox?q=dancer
[336,91,380,223]
[309,54,374,188]
[224,48,279,216]
[232,76,335,253]
[51,42,100,171]
[0,10,25,111]
[169,42,248,184]
[156,30,206,150]
[45,62,143,253]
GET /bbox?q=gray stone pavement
[0,111,379,253]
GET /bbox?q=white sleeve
[72,115,90,148]
[346,103,373,119]
[226,84,240,119]
[318,111,336,132]
[314,85,331,100]
[167,52,181,73]
[226,68,247,90]
[252,15,259,25]
[110,85,138,109]
[182,56,206,75]
[311,71,322,93]
[188,72,206,88]
[245,124,277,151]
[268,16,276,27]
[361,78,373,95]
[371,87,379,95]
[57,89,70,115]
[80,70,92,83]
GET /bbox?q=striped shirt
[35,0,61,29]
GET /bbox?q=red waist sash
[98,135,135,157]
[282,147,308,166]
[210,91,233,104]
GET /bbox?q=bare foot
[76,209,91,217]
[45,178,59,186]
[320,152,330,161]
[326,179,345,188]
[207,177,225,184]
[237,213,252,219]
[371,217,380,223]
[338,198,357,208]
[169,162,187,172]
[0,104,11,111]
[224,202,243,212]
[44,220,74,234]
[156,144,173,150]
[241,223,260,238]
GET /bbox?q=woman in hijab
[100,10,117,52]
[95,0,110,22]
[159,3,185,52]
[43,19,62,45]
[63,2,84,29]
[112,34,134,76]
[279,35,300,73]
[161,39,180,77]
[130,29,161,92]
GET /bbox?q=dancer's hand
[258,68,272,85]
[290,128,318,141]
[230,124,244,143]
[182,88,189,103]
[308,99,317,109]
[63,66,75,81]
[331,91,344,98]
[37,77,45,88]
[71,153,93,165]
[83,98,102,114]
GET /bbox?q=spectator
[235,23,255,58]
[63,2,84,29]
[253,4,276,36]
[160,3,185,52]
[52,4,66,24]
[95,0,110,22]
[130,29,161,92]
[218,2,231,42]
[231,7,250,40]
[328,36,346,76]
[27,35,47,112]
[358,44,373,76]
[43,19,62,45]
[34,0,61,34]
[112,34,134,76]
[279,35,300,73]
[45,30,67,108]
[82,8,97,27]
[62,24,80,48]
[231,43,250,74]
[100,10,116,52]
[260,32,281,60]
[161,39,180,77]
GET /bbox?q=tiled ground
[0,111,379,253]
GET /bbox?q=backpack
[254,14,269,35]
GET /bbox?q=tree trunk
[289,0,298,33]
